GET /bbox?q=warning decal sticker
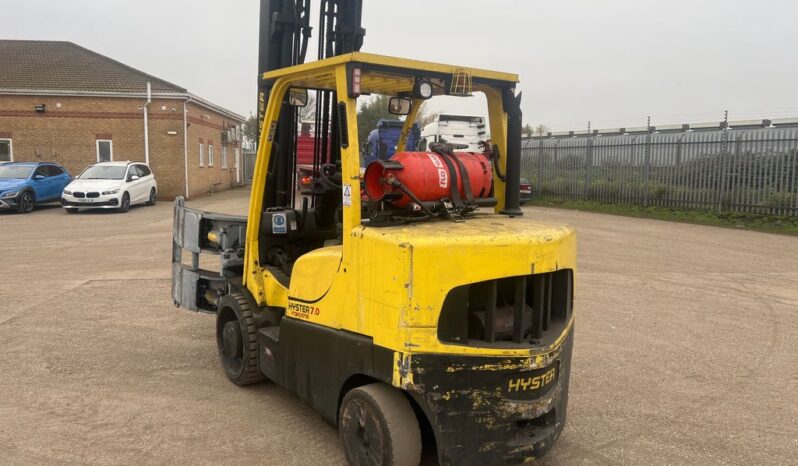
[342,184,352,207]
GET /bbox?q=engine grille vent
[437,269,573,347]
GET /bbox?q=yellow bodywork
[244,53,575,379]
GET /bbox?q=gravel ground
[0,188,795,465]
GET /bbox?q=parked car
[0,162,73,213]
[520,177,533,205]
[61,161,157,213]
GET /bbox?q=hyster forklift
[171,1,575,464]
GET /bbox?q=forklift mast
[256,0,365,209]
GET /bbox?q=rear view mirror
[388,97,411,115]
[128,175,140,182]
[288,88,309,107]
[34,174,45,180]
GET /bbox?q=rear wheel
[146,188,156,206]
[118,192,130,213]
[339,383,422,466]
[216,293,264,386]
[17,191,35,214]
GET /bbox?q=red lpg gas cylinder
[364,151,493,208]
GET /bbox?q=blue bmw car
[0,162,73,213]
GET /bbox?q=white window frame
[208,145,215,166]
[222,146,228,169]
[0,138,12,162]
[95,139,113,162]
[199,143,205,167]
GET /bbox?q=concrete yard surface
[0,188,796,465]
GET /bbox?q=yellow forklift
[171,2,575,465]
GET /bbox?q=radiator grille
[438,269,573,347]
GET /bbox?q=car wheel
[145,188,156,206]
[17,191,35,214]
[339,383,422,466]
[65,208,78,214]
[118,193,130,213]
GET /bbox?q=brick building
[0,40,245,199]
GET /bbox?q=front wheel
[17,191,35,214]
[118,192,130,213]
[146,188,156,206]
[65,208,78,214]
[216,293,265,386]
[339,383,422,466]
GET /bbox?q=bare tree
[523,124,534,137]
[298,94,317,122]
[243,113,258,146]
[535,124,549,137]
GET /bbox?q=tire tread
[224,292,264,385]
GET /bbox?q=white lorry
[419,114,489,152]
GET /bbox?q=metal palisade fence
[521,119,798,217]
[242,148,257,183]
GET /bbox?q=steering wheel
[317,163,342,189]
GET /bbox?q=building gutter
[0,88,245,122]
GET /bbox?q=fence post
[676,131,684,208]
[585,136,593,200]
[718,110,729,213]
[643,116,651,207]
[537,138,543,198]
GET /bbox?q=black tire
[145,188,156,206]
[65,208,78,214]
[118,192,130,213]
[216,293,264,386]
[17,191,35,214]
[339,383,422,466]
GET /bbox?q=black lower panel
[259,317,573,466]
[62,199,118,207]
[259,317,393,423]
[406,329,574,466]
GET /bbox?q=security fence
[242,149,256,183]
[521,122,798,216]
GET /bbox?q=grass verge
[527,198,798,236]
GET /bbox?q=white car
[61,161,157,213]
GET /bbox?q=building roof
[0,40,245,122]
[0,40,185,93]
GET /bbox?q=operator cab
[253,53,523,288]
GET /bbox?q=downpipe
[144,82,151,166]
[183,96,194,199]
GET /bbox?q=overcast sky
[2,0,796,131]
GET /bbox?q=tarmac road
[1,188,796,465]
